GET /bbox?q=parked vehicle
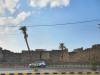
[29,60,46,68]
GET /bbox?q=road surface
[0,67,100,73]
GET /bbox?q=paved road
[0,68,33,73]
[0,67,100,73]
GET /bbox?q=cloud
[0,11,30,34]
[29,0,70,8]
[0,40,5,45]
[0,0,30,33]
[50,0,70,7]
[0,0,4,14]
[0,0,19,14]
[0,0,30,26]
[0,0,30,50]
[30,0,50,8]
[0,11,30,25]
[14,11,31,25]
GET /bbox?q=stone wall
[0,44,100,64]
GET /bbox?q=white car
[29,60,46,68]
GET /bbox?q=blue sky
[0,0,100,52]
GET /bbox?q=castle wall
[0,44,100,64]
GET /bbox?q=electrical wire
[0,18,100,28]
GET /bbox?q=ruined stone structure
[0,44,100,65]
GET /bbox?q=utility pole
[19,26,31,63]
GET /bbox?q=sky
[0,0,100,52]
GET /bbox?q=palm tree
[59,43,66,51]
[59,43,67,63]
[19,26,31,63]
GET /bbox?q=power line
[0,18,100,28]
[28,18,100,27]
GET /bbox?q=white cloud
[0,11,30,25]
[0,0,27,50]
[0,40,5,45]
[0,0,4,14]
[0,0,19,14]
[29,0,70,8]
[30,0,50,8]
[0,11,30,34]
[0,0,30,36]
[5,0,19,13]
[63,0,70,6]
[50,0,70,7]
[14,11,31,25]
[50,0,61,7]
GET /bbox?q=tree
[19,26,31,63]
[59,43,67,63]
[0,47,2,50]
[59,43,66,51]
